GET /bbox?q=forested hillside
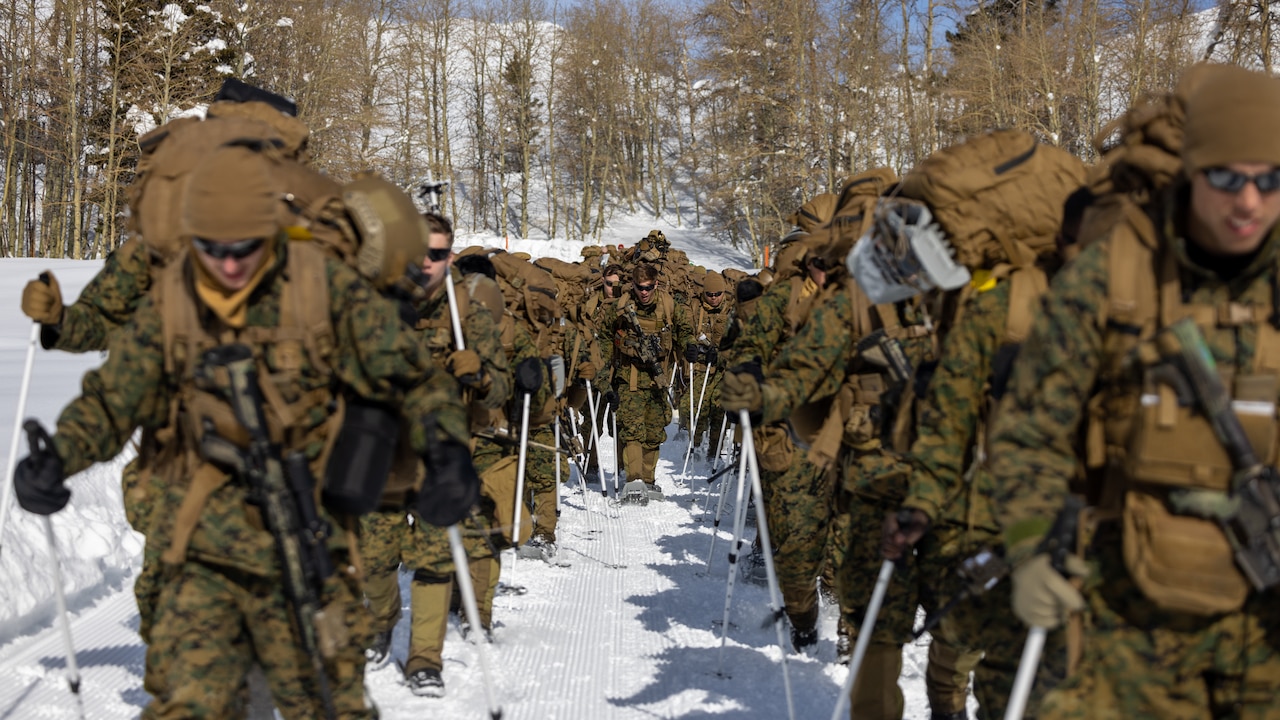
[0,0,1269,262]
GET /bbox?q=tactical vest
[802,283,940,471]
[614,291,677,391]
[153,242,343,568]
[693,301,731,354]
[1088,197,1280,615]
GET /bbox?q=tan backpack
[898,129,1086,270]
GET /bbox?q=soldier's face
[192,236,268,291]
[1189,162,1280,256]
[603,274,621,298]
[421,232,454,293]
[704,290,724,308]
[634,281,656,304]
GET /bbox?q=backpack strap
[1004,265,1049,344]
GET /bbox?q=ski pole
[715,428,752,675]
[0,321,40,557]
[680,361,714,477]
[446,525,502,720]
[45,517,84,717]
[706,438,740,569]
[554,415,562,517]
[1004,626,1047,720]
[511,392,532,566]
[830,559,896,720]
[740,410,795,720]
[701,413,731,518]
[585,380,609,498]
[610,406,621,493]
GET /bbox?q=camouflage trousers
[837,449,983,719]
[616,382,670,483]
[525,424,569,542]
[763,456,837,633]
[143,559,374,719]
[1038,527,1280,720]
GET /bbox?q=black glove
[684,345,699,363]
[416,439,481,527]
[705,348,719,366]
[515,357,543,394]
[14,420,68,515]
[604,390,620,409]
[729,360,764,384]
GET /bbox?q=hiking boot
[791,626,818,654]
[517,534,558,561]
[835,626,852,665]
[407,667,445,697]
[456,615,494,643]
[644,483,664,502]
[364,629,392,669]
[622,480,649,506]
[740,547,768,586]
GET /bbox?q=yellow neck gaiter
[193,244,280,329]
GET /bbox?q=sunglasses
[635,284,656,292]
[425,247,452,262]
[808,255,830,271]
[1203,167,1280,194]
[192,236,266,260]
[705,291,723,298]
[604,280,620,288]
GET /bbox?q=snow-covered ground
[0,217,948,719]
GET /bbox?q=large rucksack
[898,129,1086,270]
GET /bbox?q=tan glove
[719,372,763,413]
[577,361,598,382]
[1011,552,1088,629]
[21,273,63,325]
[447,349,482,378]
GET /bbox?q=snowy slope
[0,219,953,719]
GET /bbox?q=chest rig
[1091,204,1280,615]
[615,292,676,390]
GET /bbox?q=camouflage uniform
[602,288,692,486]
[684,296,733,457]
[903,279,1066,718]
[48,244,466,719]
[722,275,842,638]
[361,273,511,679]
[988,199,1280,719]
[758,284,980,719]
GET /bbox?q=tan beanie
[182,145,282,240]
[703,272,727,294]
[1183,64,1280,174]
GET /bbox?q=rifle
[855,329,913,434]
[196,344,339,720]
[1153,317,1280,590]
[417,179,450,215]
[913,544,1009,639]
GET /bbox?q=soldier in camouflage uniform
[575,264,622,484]
[601,262,693,501]
[988,64,1280,719]
[720,231,850,655]
[19,93,326,655]
[13,144,476,719]
[359,213,512,696]
[721,256,982,719]
[881,189,1099,718]
[682,271,733,460]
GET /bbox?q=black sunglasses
[807,255,830,271]
[705,291,724,298]
[426,247,452,262]
[604,280,620,288]
[635,283,656,292]
[192,236,266,260]
[1203,167,1280,194]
